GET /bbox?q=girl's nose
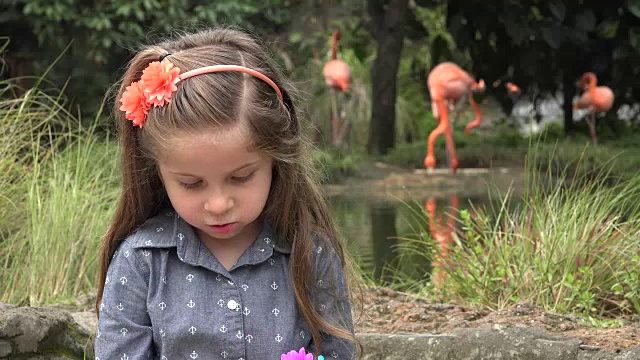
[204,192,233,215]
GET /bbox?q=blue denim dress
[95,208,355,360]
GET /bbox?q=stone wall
[2,303,639,359]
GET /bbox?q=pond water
[325,168,527,286]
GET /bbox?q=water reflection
[328,193,486,287]
[369,202,398,285]
[425,195,459,286]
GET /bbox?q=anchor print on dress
[221,351,228,359]
[268,258,275,266]
[331,351,339,358]
[271,282,278,290]
[236,330,243,339]
[245,334,253,343]
[272,308,280,316]
[241,284,249,291]
[189,326,197,335]
[189,351,198,359]
[120,328,128,336]
[159,302,167,310]
[186,274,194,282]
[275,334,283,342]
[160,329,166,337]
[187,300,195,308]
[156,227,164,232]
[121,354,128,360]
[119,276,127,285]
[243,307,250,316]
[117,303,124,311]
[217,299,225,308]
[220,323,228,333]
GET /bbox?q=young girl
[95,27,360,360]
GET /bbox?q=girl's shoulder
[123,207,184,251]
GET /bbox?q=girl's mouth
[209,223,235,234]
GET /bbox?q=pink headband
[119,59,284,128]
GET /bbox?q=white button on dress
[227,300,238,310]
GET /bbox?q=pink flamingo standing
[425,62,485,174]
[322,30,352,147]
[573,72,614,145]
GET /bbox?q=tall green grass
[392,148,640,321]
[0,77,119,305]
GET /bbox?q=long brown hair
[96,27,361,357]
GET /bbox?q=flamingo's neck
[586,74,597,97]
[331,31,340,60]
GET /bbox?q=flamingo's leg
[330,89,339,146]
[444,121,458,174]
[425,99,449,169]
[464,94,483,134]
[589,112,598,146]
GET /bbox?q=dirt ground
[353,287,640,352]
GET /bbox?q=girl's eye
[232,172,255,184]
[179,181,202,190]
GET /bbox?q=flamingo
[425,195,459,286]
[493,79,522,103]
[505,82,521,97]
[573,72,614,145]
[425,62,485,174]
[322,30,352,147]
[322,30,351,92]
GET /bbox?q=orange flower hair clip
[119,58,284,128]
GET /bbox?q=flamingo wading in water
[573,72,614,145]
[425,62,485,174]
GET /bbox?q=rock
[358,325,640,360]
[70,311,97,334]
[0,303,15,312]
[1,303,639,360]
[0,306,93,359]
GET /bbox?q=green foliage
[310,147,361,184]
[391,147,640,319]
[0,75,119,305]
[20,0,285,63]
[4,0,290,120]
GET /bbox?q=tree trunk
[367,0,410,156]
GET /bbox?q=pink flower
[281,348,314,360]
[119,80,150,127]
[140,59,181,106]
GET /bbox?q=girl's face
[157,125,273,248]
